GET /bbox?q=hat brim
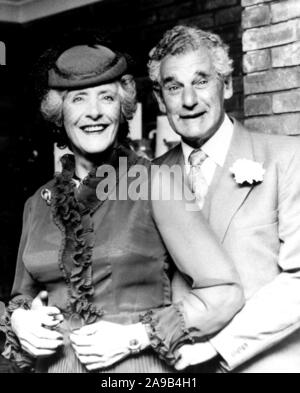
[48,56,128,90]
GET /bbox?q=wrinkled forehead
[65,81,120,97]
[159,48,215,84]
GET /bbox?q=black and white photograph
[0,0,300,376]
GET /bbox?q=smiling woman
[50,83,122,157]
[1,31,244,373]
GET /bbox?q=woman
[2,34,244,373]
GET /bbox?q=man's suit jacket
[154,119,300,373]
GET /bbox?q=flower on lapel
[230,159,265,185]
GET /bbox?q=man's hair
[148,25,234,90]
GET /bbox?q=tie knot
[188,149,208,167]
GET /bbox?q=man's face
[157,48,233,148]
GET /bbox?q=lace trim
[51,146,139,323]
[1,295,35,370]
[51,154,103,323]
[139,302,196,366]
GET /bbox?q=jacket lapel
[208,121,256,243]
[154,143,189,187]
[155,128,256,243]
[166,144,192,191]
[154,143,183,167]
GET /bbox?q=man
[150,25,300,373]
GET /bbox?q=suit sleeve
[210,146,300,371]
[2,197,40,370]
[139,165,244,365]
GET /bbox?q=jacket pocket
[233,209,278,230]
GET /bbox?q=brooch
[41,188,52,205]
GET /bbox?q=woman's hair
[148,25,234,90]
[40,75,137,147]
[40,74,137,146]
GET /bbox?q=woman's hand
[70,321,150,371]
[11,291,64,358]
[175,341,218,370]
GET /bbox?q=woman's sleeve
[2,197,39,370]
[139,165,244,365]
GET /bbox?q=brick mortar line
[245,112,300,118]
[243,44,300,52]
[243,16,300,29]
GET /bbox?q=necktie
[188,149,208,210]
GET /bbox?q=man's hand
[175,341,218,370]
[11,291,64,358]
[70,321,150,371]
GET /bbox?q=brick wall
[8,0,243,133]
[242,0,300,134]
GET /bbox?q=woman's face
[62,83,122,156]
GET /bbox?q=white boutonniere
[230,159,265,185]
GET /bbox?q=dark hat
[48,44,128,89]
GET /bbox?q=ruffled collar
[51,144,139,323]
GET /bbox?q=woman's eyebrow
[72,90,88,96]
[98,89,115,94]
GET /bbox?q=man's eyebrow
[162,71,211,85]
[194,71,210,79]
[162,76,179,85]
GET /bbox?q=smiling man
[151,25,300,373]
